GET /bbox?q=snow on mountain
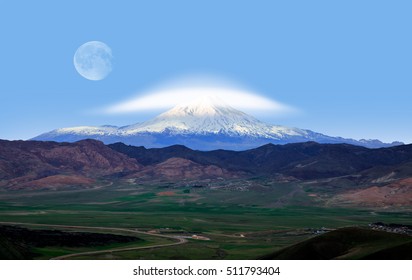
[55,125,119,136]
[32,96,402,150]
[120,96,306,138]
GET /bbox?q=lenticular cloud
[103,86,298,116]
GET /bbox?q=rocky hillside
[0,139,141,189]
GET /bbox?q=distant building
[191,234,210,241]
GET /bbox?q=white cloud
[102,85,299,116]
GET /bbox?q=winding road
[0,221,187,260]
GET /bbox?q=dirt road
[0,221,187,260]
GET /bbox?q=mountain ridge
[108,141,412,181]
[2,139,412,206]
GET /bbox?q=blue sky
[1,0,411,143]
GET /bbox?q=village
[369,222,412,236]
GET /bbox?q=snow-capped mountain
[121,96,305,138]
[32,96,402,150]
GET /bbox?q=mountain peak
[123,95,272,136]
[160,95,233,117]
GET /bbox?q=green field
[0,181,411,259]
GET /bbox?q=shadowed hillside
[259,227,412,260]
[0,225,142,260]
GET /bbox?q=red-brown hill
[0,139,141,189]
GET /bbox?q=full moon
[73,41,113,81]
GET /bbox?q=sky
[0,0,411,143]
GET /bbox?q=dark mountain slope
[109,142,412,180]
